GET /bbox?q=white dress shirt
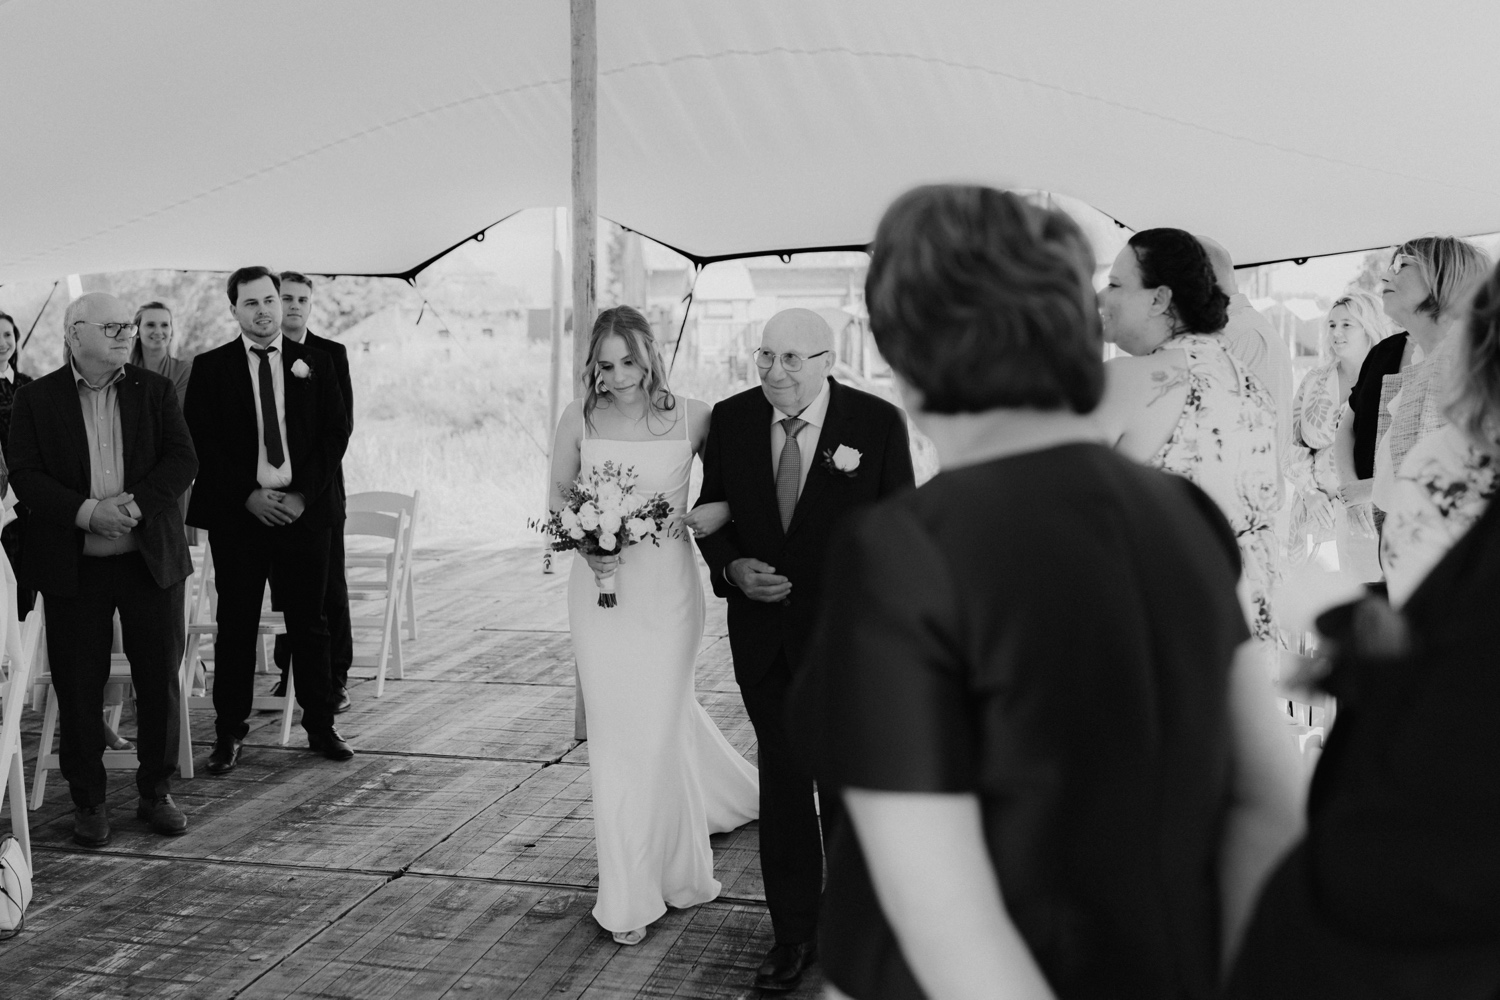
[242,333,294,489]
[769,377,832,497]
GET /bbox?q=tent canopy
[4,0,1497,282]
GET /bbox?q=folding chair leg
[391,627,403,680]
[404,572,417,641]
[279,670,295,746]
[31,687,59,810]
[7,750,31,869]
[177,653,195,780]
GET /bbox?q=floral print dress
[1285,360,1343,554]
[1381,424,1497,608]
[1151,333,1282,644]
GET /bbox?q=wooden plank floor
[0,546,823,999]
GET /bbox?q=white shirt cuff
[76,498,100,532]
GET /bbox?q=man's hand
[88,493,139,539]
[727,557,792,603]
[245,488,296,527]
[280,492,306,521]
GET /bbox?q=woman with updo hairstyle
[792,186,1303,1000]
[1095,227,1281,644]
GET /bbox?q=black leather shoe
[137,795,188,836]
[269,676,288,699]
[206,737,242,775]
[753,941,816,992]
[307,727,354,761]
[332,686,352,714]
[72,804,110,848]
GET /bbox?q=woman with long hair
[1094,228,1282,644]
[1286,289,1389,575]
[546,306,757,946]
[129,300,192,405]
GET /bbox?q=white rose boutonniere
[821,444,862,477]
[291,359,312,379]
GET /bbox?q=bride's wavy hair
[581,306,677,432]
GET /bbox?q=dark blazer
[183,336,350,531]
[1229,494,1500,999]
[300,328,352,512]
[8,363,197,596]
[694,377,914,685]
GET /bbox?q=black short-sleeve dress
[793,442,1249,1000]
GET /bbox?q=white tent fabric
[3,0,1499,282]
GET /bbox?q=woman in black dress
[793,186,1306,999]
[0,310,35,614]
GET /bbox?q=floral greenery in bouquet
[529,460,675,607]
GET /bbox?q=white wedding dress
[568,412,759,933]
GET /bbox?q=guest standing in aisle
[270,272,354,714]
[184,267,352,773]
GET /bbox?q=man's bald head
[758,308,836,414]
[1197,236,1238,295]
[63,291,130,331]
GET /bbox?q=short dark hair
[1127,229,1228,334]
[279,271,315,291]
[865,184,1104,414]
[226,266,281,306]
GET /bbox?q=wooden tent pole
[571,0,597,742]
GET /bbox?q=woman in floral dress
[1095,228,1281,643]
[1285,290,1388,576]
[1381,262,1500,607]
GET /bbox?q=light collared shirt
[0,367,13,383]
[769,377,832,498]
[242,333,294,489]
[1221,293,1293,507]
[71,363,140,556]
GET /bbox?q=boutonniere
[820,444,862,477]
[290,359,312,379]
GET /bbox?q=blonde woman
[129,301,193,406]
[1285,289,1388,575]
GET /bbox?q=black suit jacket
[183,336,350,531]
[300,328,352,511]
[9,364,197,596]
[694,377,914,685]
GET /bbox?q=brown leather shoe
[72,804,111,848]
[137,795,188,836]
[753,941,816,992]
[307,727,354,761]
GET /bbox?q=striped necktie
[776,417,806,531]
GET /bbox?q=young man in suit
[270,271,354,713]
[184,267,353,773]
[692,308,915,992]
[9,292,198,846]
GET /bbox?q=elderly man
[692,308,914,992]
[9,292,198,846]
[1199,237,1294,506]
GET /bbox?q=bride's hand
[582,550,621,579]
[684,501,731,537]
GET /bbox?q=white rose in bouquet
[597,482,624,509]
[579,504,600,531]
[597,532,617,552]
[600,511,622,535]
[625,517,650,540]
[560,508,579,530]
[568,526,585,539]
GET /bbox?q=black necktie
[250,346,286,468]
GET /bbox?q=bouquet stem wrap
[596,569,618,608]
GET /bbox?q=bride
[547,305,758,946]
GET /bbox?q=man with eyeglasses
[691,307,914,991]
[9,292,198,846]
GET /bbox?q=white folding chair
[343,507,410,697]
[0,559,35,868]
[345,491,420,642]
[183,541,296,747]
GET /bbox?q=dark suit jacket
[301,328,352,511]
[8,364,197,596]
[694,377,914,685]
[183,336,350,531]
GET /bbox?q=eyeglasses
[753,349,829,372]
[1388,254,1420,276]
[71,321,139,340]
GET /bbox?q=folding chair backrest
[346,492,416,518]
[346,509,404,542]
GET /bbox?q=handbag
[0,835,31,938]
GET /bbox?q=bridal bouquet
[530,461,675,607]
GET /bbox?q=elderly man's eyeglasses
[1388,254,1421,276]
[72,321,139,340]
[754,349,829,372]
